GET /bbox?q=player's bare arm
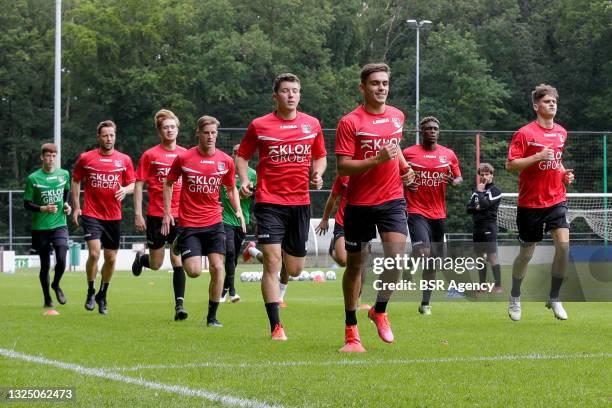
[133,180,146,232]
[114,182,134,201]
[310,157,327,190]
[227,185,246,233]
[70,179,81,226]
[235,155,253,197]
[506,143,554,173]
[336,144,397,176]
[161,179,175,236]
[316,192,339,235]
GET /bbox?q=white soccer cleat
[220,294,227,303]
[545,299,568,320]
[230,294,241,303]
[508,296,521,321]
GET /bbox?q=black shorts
[408,213,445,256]
[473,223,498,254]
[254,203,310,257]
[344,199,408,253]
[146,215,179,250]
[31,226,69,254]
[329,222,345,256]
[81,215,121,250]
[175,222,225,260]
[517,202,569,243]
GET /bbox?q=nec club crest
[392,117,402,128]
[217,162,226,172]
[114,160,123,168]
[559,134,565,143]
[439,156,447,164]
[301,124,312,134]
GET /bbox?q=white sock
[279,282,287,301]
[248,247,261,257]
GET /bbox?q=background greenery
[1,0,611,241]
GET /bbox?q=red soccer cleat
[271,323,288,341]
[339,325,366,352]
[242,241,256,262]
[368,308,394,343]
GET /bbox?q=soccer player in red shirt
[403,116,463,315]
[132,109,189,321]
[506,84,574,321]
[335,63,414,352]
[162,115,245,328]
[236,73,327,341]
[71,120,136,315]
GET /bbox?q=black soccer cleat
[95,293,107,315]
[131,251,143,276]
[174,304,189,321]
[51,284,66,305]
[84,291,95,311]
[206,318,223,328]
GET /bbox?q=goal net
[499,193,612,240]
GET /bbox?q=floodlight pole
[54,0,62,165]
[406,19,432,144]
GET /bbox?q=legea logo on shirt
[269,144,311,163]
[280,125,298,129]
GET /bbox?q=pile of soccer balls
[240,270,337,282]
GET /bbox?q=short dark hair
[360,63,390,84]
[273,73,300,93]
[419,116,440,128]
[41,143,57,155]
[532,84,558,104]
[96,120,116,135]
[478,163,495,175]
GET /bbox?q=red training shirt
[403,144,461,219]
[72,149,135,221]
[136,144,187,217]
[237,111,327,205]
[166,147,234,227]
[335,105,405,206]
[507,121,568,208]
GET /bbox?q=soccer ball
[325,271,337,281]
[298,271,309,281]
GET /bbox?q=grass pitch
[0,266,610,407]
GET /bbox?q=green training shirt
[24,168,70,230]
[221,167,257,227]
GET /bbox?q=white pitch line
[0,348,281,408]
[109,352,611,372]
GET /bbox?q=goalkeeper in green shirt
[24,143,71,308]
[220,144,257,303]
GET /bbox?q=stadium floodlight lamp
[406,19,433,143]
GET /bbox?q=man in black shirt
[467,163,503,292]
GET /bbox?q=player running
[71,120,135,315]
[403,116,463,315]
[162,115,245,327]
[506,84,574,321]
[24,143,71,308]
[236,73,327,341]
[336,63,414,352]
[132,109,189,321]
